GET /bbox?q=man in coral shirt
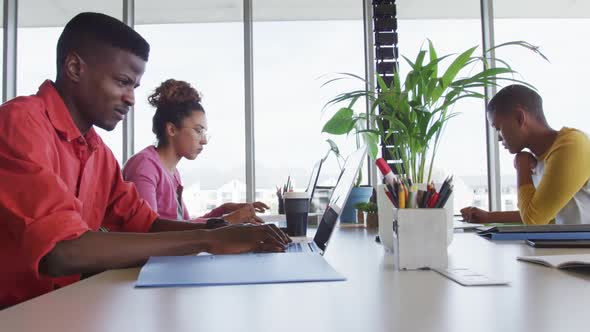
[0,12,289,308]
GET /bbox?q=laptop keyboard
[286,243,303,253]
[285,242,318,253]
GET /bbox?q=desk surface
[3,228,590,332]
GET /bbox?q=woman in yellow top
[461,84,590,225]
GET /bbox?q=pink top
[122,146,224,222]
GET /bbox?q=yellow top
[518,128,590,225]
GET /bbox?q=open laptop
[304,159,323,201]
[260,159,323,226]
[284,146,367,255]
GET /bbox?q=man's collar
[38,80,100,150]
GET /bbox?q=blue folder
[478,231,590,241]
[136,253,345,288]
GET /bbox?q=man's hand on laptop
[206,224,292,254]
[220,202,270,214]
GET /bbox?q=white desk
[2,228,590,332]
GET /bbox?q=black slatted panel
[372,0,401,174]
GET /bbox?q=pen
[403,183,408,203]
[416,190,425,208]
[428,192,440,208]
[424,184,435,208]
[435,175,454,208]
[386,183,398,205]
[407,191,416,208]
[384,187,397,208]
[437,185,454,208]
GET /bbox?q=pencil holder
[377,184,448,270]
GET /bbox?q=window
[494,2,590,211]
[397,14,488,212]
[135,1,245,218]
[253,1,366,214]
[17,1,124,162]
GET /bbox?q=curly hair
[149,79,204,145]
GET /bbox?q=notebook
[477,224,590,240]
[517,254,590,269]
[479,232,590,241]
[483,224,590,233]
[136,253,345,287]
[526,239,590,248]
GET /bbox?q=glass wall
[494,2,590,211]
[135,0,245,218]
[253,1,366,214]
[17,1,123,162]
[12,1,584,213]
[397,14,489,212]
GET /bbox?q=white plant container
[377,184,449,270]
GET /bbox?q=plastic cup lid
[283,192,310,199]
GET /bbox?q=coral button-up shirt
[0,80,158,307]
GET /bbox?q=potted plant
[322,40,547,184]
[354,201,378,228]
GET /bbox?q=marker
[376,158,396,186]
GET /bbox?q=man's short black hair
[487,84,546,122]
[56,12,150,75]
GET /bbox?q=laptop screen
[305,159,323,201]
[313,146,367,252]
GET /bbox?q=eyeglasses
[179,126,211,141]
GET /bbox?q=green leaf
[393,71,402,93]
[432,46,478,101]
[468,67,515,82]
[326,139,340,156]
[377,75,389,92]
[322,107,354,135]
[362,131,380,160]
[486,40,550,62]
[414,50,427,69]
[425,122,443,141]
[443,46,478,83]
[322,90,371,112]
[402,55,416,69]
[427,39,438,79]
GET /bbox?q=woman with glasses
[123,79,267,224]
